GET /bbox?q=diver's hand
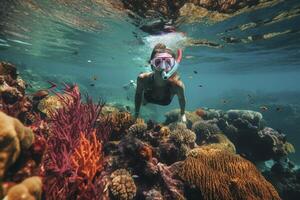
[181,114,187,123]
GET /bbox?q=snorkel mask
[150,49,182,80]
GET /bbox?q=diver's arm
[176,82,186,122]
[134,76,144,118]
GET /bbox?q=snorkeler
[134,43,187,122]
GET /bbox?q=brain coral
[178,146,281,200]
[110,169,137,200]
[128,122,147,138]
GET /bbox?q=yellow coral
[204,134,236,154]
[0,111,34,178]
[37,95,63,116]
[179,146,281,200]
[110,169,136,200]
[284,142,295,154]
[6,176,42,200]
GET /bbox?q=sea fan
[41,84,111,200]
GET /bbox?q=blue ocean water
[0,0,300,163]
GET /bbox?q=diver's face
[151,53,175,72]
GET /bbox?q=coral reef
[0,111,34,179]
[110,169,136,200]
[178,145,281,200]
[0,62,34,125]
[1,62,294,199]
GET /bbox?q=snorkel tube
[162,49,182,80]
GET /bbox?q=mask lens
[165,58,172,67]
[154,59,162,67]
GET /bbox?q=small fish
[188,76,193,79]
[260,106,268,111]
[91,75,98,81]
[126,96,130,100]
[198,85,203,87]
[276,107,282,112]
[185,55,193,59]
[87,60,92,63]
[132,175,139,178]
[222,100,228,104]
[90,83,95,87]
[193,70,198,74]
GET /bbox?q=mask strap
[176,49,182,63]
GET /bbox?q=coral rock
[0,111,34,178]
[110,169,136,200]
[6,176,42,200]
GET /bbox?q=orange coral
[195,108,206,118]
[139,143,153,161]
[178,146,281,200]
[70,131,103,181]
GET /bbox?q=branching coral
[70,131,103,181]
[178,146,281,200]
[110,169,137,200]
[0,111,34,179]
[41,84,111,200]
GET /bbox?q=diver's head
[149,43,182,80]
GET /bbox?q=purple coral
[41,84,111,200]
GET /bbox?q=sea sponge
[191,120,220,144]
[0,111,34,178]
[110,169,136,200]
[6,176,42,200]
[178,146,281,200]
[128,123,147,138]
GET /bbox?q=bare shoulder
[169,74,185,89]
[137,72,152,82]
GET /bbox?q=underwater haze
[1,0,300,166]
